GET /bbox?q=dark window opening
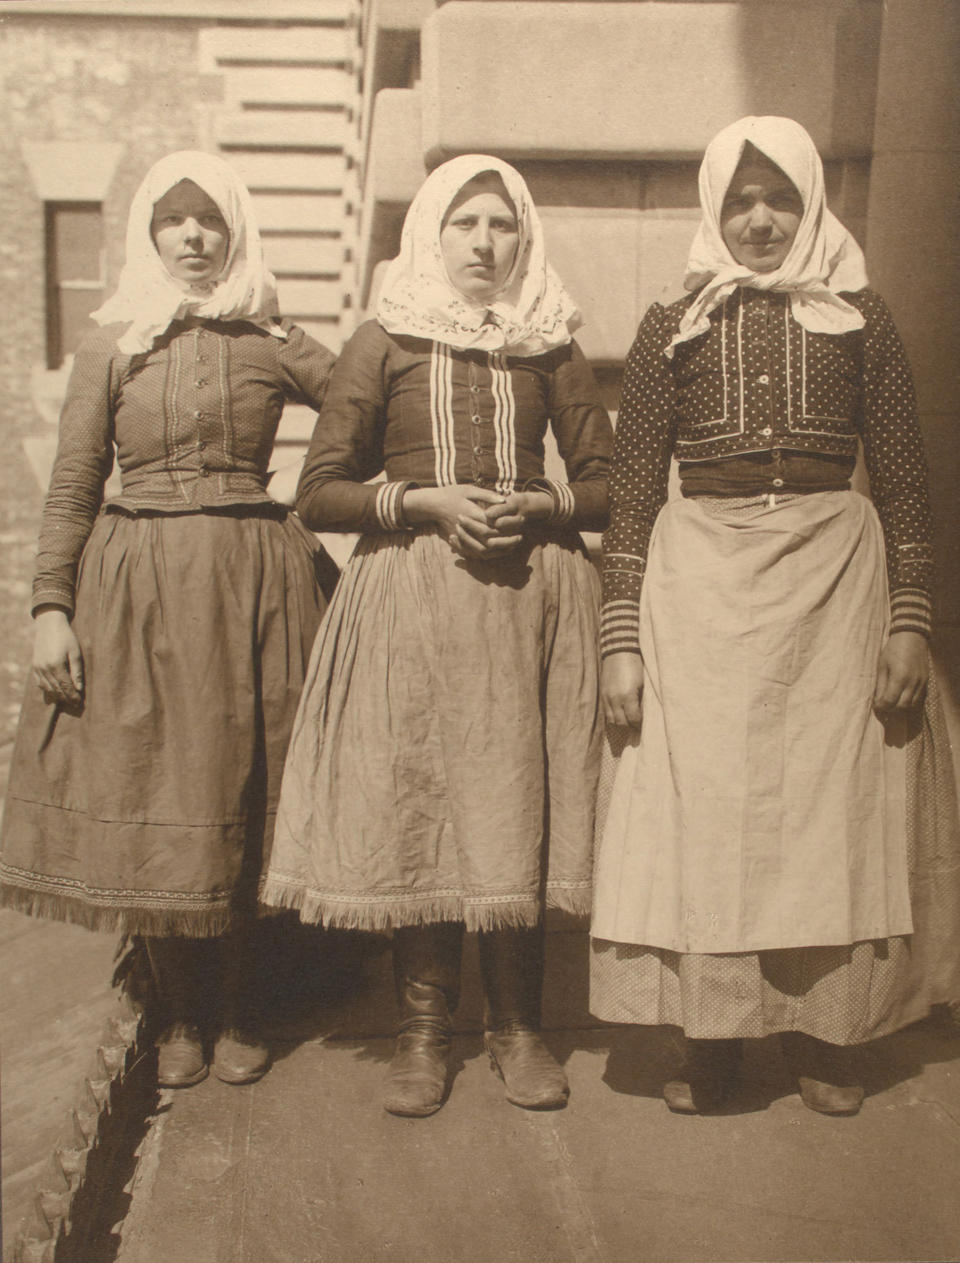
[45,202,104,369]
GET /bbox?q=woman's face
[151,179,229,284]
[440,176,519,303]
[720,150,803,273]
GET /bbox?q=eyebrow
[154,207,225,217]
[450,210,517,224]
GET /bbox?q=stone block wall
[0,0,360,471]
[1,0,957,722]
[0,14,214,439]
[356,0,881,355]
[353,0,960,729]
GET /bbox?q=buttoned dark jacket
[600,287,934,654]
[33,318,335,614]
[295,320,612,535]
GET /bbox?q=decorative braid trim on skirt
[259,874,592,933]
[1,866,235,938]
[263,528,601,931]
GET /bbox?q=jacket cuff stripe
[600,600,641,657]
[375,481,413,532]
[890,588,933,637]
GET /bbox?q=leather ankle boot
[214,1029,271,1085]
[781,1032,864,1115]
[479,926,568,1110]
[145,936,212,1088]
[383,990,453,1117]
[157,1022,207,1088]
[664,1038,742,1114]
[212,921,271,1085]
[383,924,463,1117]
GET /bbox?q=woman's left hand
[484,490,554,537]
[266,458,303,507]
[873,631,929,713]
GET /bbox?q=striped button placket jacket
[295,319,611,536]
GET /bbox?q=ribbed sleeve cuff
[600,600,641,658]
[523,478,575,526]
[890,587,932,638]
[31,584,76,618]
[375,480,417,532]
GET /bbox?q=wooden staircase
[198,3,362,451]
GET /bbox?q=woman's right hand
[601,651,644,727]
[403,485,522,559]
[33,606,84,703]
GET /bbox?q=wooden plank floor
[0,732,120,1259]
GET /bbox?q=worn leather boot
[145,936,211,1088]
[212,920,271,1085]
[156,1023,207,1088]
[383,923,463,1117]
[781,1032,864,1115]
[214,1028,271,1085]
[479,925,569,1110]
[663,1038,742,1114]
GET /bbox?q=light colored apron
[592,491,912,953]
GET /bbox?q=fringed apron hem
[259,876,592,932]
[1,869,235,939]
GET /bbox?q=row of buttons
[756,369,780,481]
[195,332,211,475]
[468,361,490,477]
[469,367,485,461]
[745,307,781,487]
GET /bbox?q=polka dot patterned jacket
[600,286,933,656]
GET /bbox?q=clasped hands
[403,484,554,560]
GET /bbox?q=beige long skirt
[262,526,602,931]
[591,492,960,1043]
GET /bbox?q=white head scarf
[376,154,581,357]
[668,116,868,357]
[92,150,283,355]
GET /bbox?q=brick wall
[0,16,214,435]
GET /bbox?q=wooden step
[4,0,352,17]
[226,151,346,194]
[224,66,353,109]
[252,192,347,233]
[218,109,349,150]
[200,25,352,69]
[276,277,345,318]
[263,236,345,276]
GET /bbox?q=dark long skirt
[0,505,333,937]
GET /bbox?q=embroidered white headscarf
[668,116,868,357]
[376,154,582,357]
[93,150,283,355]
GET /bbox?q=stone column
[865,0,960,729]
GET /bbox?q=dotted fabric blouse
[33,318,336,615]
[601,287,933,655]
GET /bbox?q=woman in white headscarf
[262,155,613,1117]
[592,116,960,1115]
[0,151,338,1089]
